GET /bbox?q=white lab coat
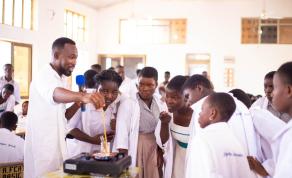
[119,77,137,99]
[114,93,173,178]
[271,119,292,178]
[185,95,259,178]
[0,128,24,163]
[186,122,254,178]
[250,107,286,176]
[66,91,118,157]
[24,64,68,178]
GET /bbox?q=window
[0,0,33,29]
[119,19,186,44]
[224,57,235,88]
[64,9,86,42]
[98,54,146,79]
[241,17,292,44]
[0,40,32,99]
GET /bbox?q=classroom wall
[94,0,292,95]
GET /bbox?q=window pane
[0,0,3,23]
[73,14,78,40]
[23,0,31,29]
[4,0,13,25]
[66,11,72,38]
[261,26,277,43]
[13,45,31,98]
[14,0,23,27]
[0,41,12,68]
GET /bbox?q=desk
[43,167,140,178]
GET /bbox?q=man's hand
[81,92,105,109]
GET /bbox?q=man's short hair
[52,37,76,50]
[167,75,187,94]
[165,71,170,75]
[2,83,14,93]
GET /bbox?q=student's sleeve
[5,95,15,112]
[114,98,133,150]
[67,109,82,133]
[185,136,214,178]
[34,71,63,105]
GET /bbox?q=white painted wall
[95,0,292,95]
[1,0,292,95]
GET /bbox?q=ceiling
[72,0,128,10]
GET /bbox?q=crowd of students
[0,37,291,178]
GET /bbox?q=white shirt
[186,122,254,178]
[0,128,24,163]
[119,77,137,99]
[185,95,259,178]
[0,76,21,103]
[24,64,68,178]
[272,119,292,178]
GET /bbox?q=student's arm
[159,111,171,144]
[69,128,100,144]
[65,102,81,120]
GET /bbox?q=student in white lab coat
[115,67,172,178]
[0,111,24,163]
[24,38,105,178]
[0,64,21,104]
[268,62,292,178]
[182,75,260,177]
[187,92,254,178]
[16,101,29,133]
[115,65,137,98]
[160,75,193,178]
[66,69,122,156]
[251,71,290,123]
[0,84,15,116]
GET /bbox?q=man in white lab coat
[114,67,173,178]
[24,37,105,178]
[0,111,24,163]
[183,75,259,177]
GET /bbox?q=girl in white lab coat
[163,75,193,178]
[269,62,292,178]
[66,69,124,156]
[115,67,173,178]
[187,92,254,178]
